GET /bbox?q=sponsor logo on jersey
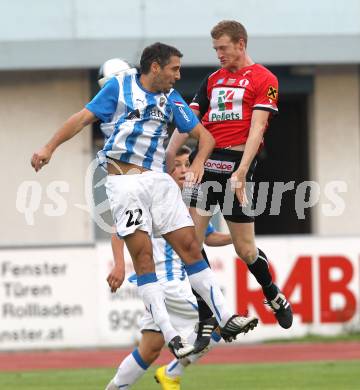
[210,112,241,121]
[173,102,190,122]
[204,159,235,173]
[126,109,141,120]
[239,79,250,87]
[218,89,235,111]
[126,106,166,121]
[179,106,190,122]
[227,78,237,85]
[267,86,278,99]
[149,108,166,121]
[216,78,225,84]
[209,87,245,122]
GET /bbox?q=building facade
[1,0,360,245]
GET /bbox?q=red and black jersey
[189,64,278,148]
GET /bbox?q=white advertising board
[212,236,360,342]
[0,247,98,350]
[95,242,144,347]
[1,237,359,350]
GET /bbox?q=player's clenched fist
[31,146,53,172]
[107,266,125,293]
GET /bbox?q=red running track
[0,342,359,372]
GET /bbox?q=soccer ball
[97,58,136,87]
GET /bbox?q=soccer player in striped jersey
[31,42,258,361]
[105,146,232,390]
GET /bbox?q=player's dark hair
[176,145,192,156]
[211,20,248,47]
[140,42,183,74]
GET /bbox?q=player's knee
[235,245,257,264]
[181,235,202,259]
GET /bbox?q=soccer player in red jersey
[167,21,293,344]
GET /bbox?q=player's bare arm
[191,108,201,118]
[107,234,126,293]
[31,108,97,172]
[205,232,232,247]
[165,129,190,173]
[187,123,215,184]
[166,106,203,175]
[231,109,270,204]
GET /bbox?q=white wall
[310,66,360,235]
[1,0,360,68]
[0,70,93,246]
[2,0,359,40]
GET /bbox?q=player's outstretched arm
[107,233,126,293]
[31,108,97,172]
[187,123,215,184]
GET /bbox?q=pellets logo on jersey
[209,87,245,121]
[218,90,235,111]
[267,86,278,100]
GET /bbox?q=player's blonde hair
[211,20,248,47]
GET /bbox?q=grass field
[1,361,359,390]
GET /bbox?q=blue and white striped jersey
[128,223,215,284]
[86,71,199,172]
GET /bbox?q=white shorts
[105,171,194,238]
[140,278,198,338]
